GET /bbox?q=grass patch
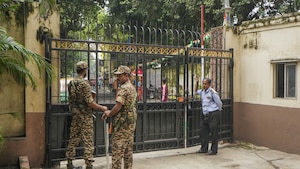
[235,142,256,150]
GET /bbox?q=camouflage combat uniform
[66,75,95,167]
[111,80,137,169]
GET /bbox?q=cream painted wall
[226,13,300,108]
[0,3,60,166]
[223,28,241,102]
[0,2,59,137]
[24,2,60,113]
[0,11,26,137]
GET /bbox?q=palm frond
[0,26,54,89]
[0,54,36,88]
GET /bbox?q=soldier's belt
[69,104,86,108]
[70,105,79,108]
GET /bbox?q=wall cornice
[236,12,300,34]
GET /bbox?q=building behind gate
[226,12,300,155]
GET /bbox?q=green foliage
[107,0,202,30]
[231,0,255,25]
[38,0,57,19]
[0,26,54,89]
[1,0,30,26]
[105,0,300,30]
[232,0,300,25]
[0,0,53,26]
[59,0,106,38]
[0,0,21,11]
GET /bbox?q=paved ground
[60,142,300,169]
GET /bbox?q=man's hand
[195,75,200,82]
[101,110,111,120]
[101,106,108,111]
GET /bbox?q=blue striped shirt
[196,87,223,115]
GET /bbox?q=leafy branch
[0,26,54,89]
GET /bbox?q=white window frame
[273,62,297,98]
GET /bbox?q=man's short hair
[203,78,211,84]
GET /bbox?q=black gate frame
[45,38,233,167]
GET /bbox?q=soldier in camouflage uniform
[102,65,137,169]
[66,61,108,169]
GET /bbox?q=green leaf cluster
[107,0,202,30]
[105,0,300,30]
[0,0,22,12]
[0,26,54,89]
[59,0,106,38]
[38,0,57,19]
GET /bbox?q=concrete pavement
[60,142,300,169]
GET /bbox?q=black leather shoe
[207,150,217,155]
[197,150,208,153]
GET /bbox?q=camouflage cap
[114,65,131,75]
[76,61,88,69]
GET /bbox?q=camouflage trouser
[111,123,135,169]
[66,112,94,165]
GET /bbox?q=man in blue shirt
[195,77,222,155]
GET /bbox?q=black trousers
[200,110,221,153]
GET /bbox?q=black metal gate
[45,32,233,167]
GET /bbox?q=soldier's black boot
[67,161,74,169]
[67,162,83,169]
[85,159,94,169]
[86,164,93,169]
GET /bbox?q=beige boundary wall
[0,2,59,167]
[226,12,300,155]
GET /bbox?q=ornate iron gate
[45,38,233,167]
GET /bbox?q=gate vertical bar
[229,48,234,142]
[183,48,188,148]
[45,37,51,168]
[201,4,205,81]
[218,58,221,98]
[94,42,99,155]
